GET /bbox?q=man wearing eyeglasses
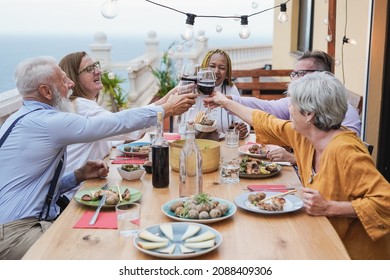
[227,50,362,165]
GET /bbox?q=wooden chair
[232,68,293,100]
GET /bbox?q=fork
[89,183,109,225]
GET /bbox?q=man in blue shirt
[0,56,197,259]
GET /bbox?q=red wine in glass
[197,68,216,95]
[181,75,197,83]
[197,80,215,95]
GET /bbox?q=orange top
[252,110,390,259]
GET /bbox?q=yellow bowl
[169,139,221,173]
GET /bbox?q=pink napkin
[73,210,117,229]
[247,184,288,192]
[163,133,181,141]
[111,157,148,164]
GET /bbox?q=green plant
[101,72,128,112]
[150,43,178,97]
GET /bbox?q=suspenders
[0,109,64,220]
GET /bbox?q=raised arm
[204,91,255,126]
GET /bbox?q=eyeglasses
[289,70,321,80]
[78,61,101,75]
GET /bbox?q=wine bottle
[179,123,203,197]
[152,112,170,188]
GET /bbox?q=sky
[0,0,275,44]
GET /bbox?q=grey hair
[14,56,58,96]
[288,71,348,131]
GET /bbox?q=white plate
[116,142,151,156]
[134,222,222,259]
[238,143,282,159]
[162,197,236,224]
[234,191,303,215]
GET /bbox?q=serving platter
[238,143,282,159]
[116,141,151,156]
[239,164,282,179]
[134,222,222,259]
[234,191,303,215]
[74,186,142,208]
[161,197,236,224]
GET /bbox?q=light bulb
[335,59,341,66]
[348,38,357,45]
[181,14,196,41]
[186,41,193,48]
[252,2,259,9]
[101,0,119,19]
[216,24,223,33]
[278,12,288,23]
[239,25,251,39]
[325,34,333,42]
[181,24,194,41]
[278,3,288,23]
[343,36,357,45]
[323,18,329,25]
[108,72,115,79]
[239,16,251,39]
[176,44,183,52]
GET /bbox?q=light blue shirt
[0,100,163,223]
[231,96,362,137]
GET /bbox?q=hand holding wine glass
[197,68,216,95]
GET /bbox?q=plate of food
[116,142,151,156]
[234,191,303,215]
[134,222,222,259]
[239,156,282,179]
[238,143,282,159]
[161,193,236,224]
[74,185,142,208]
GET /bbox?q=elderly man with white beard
[0,56,197,259]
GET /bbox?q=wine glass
[197,68,216,95]
[180,63,199,83]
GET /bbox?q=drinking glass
[180,63,199,83]
[116,202,141,237]
[197,68,216,95]
[225,129,239,147]
[220,155,240,184]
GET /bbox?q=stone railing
[0,31,272,125]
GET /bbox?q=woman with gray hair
[204,71,390,259]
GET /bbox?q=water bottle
[179,123,203,197]
[152,112,170,188]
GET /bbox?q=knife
[89,192,107,225]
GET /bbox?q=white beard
[53,89,73,113]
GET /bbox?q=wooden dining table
[22,134,350,260]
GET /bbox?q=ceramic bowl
[117,165,145,180]
[169,139,220,173]
[195,120,217,132]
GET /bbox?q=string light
[100,0,291,40]
[343,36,357,45]
[181,14,196,41]
[278,3,288,23]
[239,16,251,39]
[101,0,119,19]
